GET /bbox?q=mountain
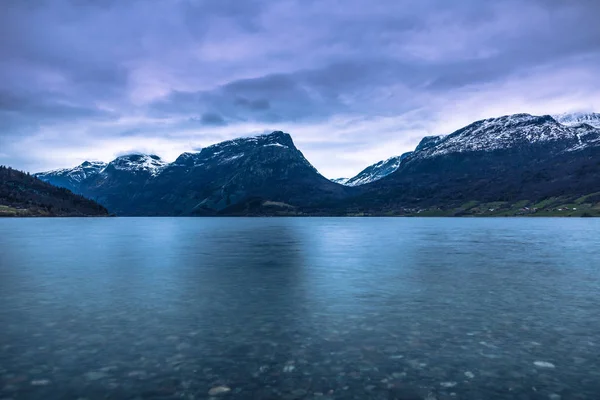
[0,166,108,217]
[36,132,348,216]
[35,114,600,217]
[35,160,107,191]
[35,154,169,214]
[336,152,413,186]
[104,154,167,176]
[553,112,600,129]
[346,113,600,216]
[408,114,599,157]
[132,132,348,215]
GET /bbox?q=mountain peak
[209,130,294,148]
[415,135,447,152]
[113,153,162,161]
[197,130,295,159]
[173,152,201,166]
[34,159,107,184]
[108,154,166,175]
[80,160,107,168]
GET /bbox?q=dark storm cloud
[199,112,227,126]
[150,59,422,124]
[1,0,599,176]
[151,73,336,123]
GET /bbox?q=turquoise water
[1,218,599,399]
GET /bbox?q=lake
[1,218,599,399]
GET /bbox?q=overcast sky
[1,0,599,178]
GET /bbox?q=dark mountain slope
[344,114,600,215]
[137,131,348,215]
[0,166,108,217]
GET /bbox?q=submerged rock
[283,363,296,373]
[440,382,457,388]
[533,361,556,369]
[208,386,231,396]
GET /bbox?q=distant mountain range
[0,166,108,217]
[33,112,600,216]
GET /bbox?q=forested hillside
[0,166,108,217]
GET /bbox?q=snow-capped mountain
[553,112,600,129]
[411,114,600,159]
[190,131,315,171]
[34,160,107,190]
[334,152,413,186]
[332,113,600,188]
[357,112,600,212]
[35,154,167,195]
[145,131,341,214]
[104,154,167,176]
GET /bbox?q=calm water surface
[1,218,599,400]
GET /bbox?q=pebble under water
[1,217,600,400]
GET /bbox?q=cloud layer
[1,0,599,177]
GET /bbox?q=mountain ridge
[34,112,600,216]
[336,113,600,187]
[36,131,347,215]
[338,113,600,216]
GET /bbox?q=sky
[1,0,599,178]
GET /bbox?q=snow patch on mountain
[204,131,293,152]
[35,160,107,183]
[264,143,289,148]
[336,152,413,186]
[415,114,600,159]
[219,153,245,164]
[109,154,167,176]
[553,112,600,129]
[332,177,350,185]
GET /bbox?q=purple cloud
[1,0,599,177]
